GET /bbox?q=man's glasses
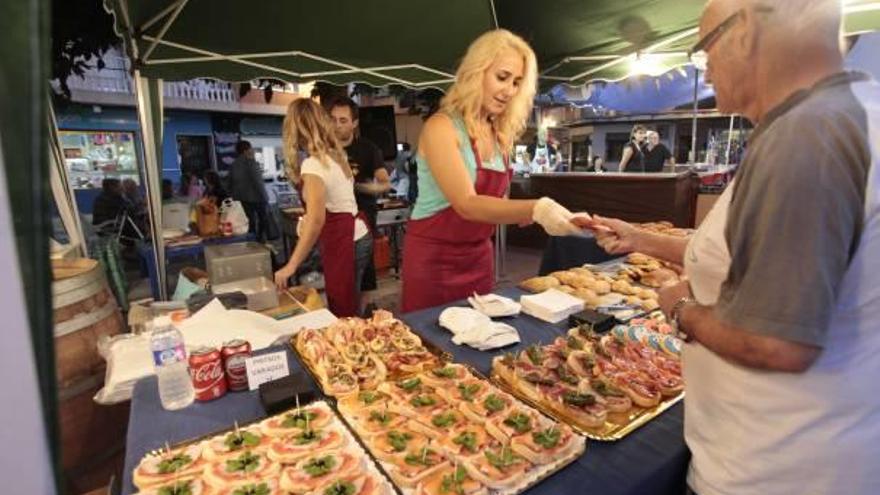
[688,6,773,72]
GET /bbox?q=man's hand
[658,280,693,320]
[589,215,642,254]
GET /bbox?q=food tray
[289,321,453,399]
[335,363,586,495]
[135,400,399,494]
[490,368,683,442]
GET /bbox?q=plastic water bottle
[150,315,195,410]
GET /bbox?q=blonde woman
[274,98,371,317]
[401,29,591,312]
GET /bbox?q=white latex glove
[532,197,588,237]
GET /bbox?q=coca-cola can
[189,347,227,401]
[222,339,252,392]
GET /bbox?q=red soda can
[222,339,252,392]
[189,347,227,401]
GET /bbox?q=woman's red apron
[401,139,511,313]
[296,182,359,317]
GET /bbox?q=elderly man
[582,1,880,493]
[643,130,673,172]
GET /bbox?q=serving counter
[508,172,701,249]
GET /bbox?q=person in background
[643,130,674,172]
[229,140,270,242]
[329,96,391,311]
[179,172,203,201]
[589,156,607,173]
[161,179,174,201]
[391,142,413,199]
[274,98,371,317]
[92,178,132,228]
[618,124,647,172]
[203,170,229,207]
[586,0,880,493]
[401,29,591,312]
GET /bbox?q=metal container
[204,242,271,285]
[212,276,279,311]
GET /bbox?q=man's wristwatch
[670,296,696,337]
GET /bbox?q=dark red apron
[401,138,511,313]
[296,182,358,317]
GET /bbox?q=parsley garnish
[431,412,458,428]
[556,366,579,386]
[591,378,626,398]
[293,429,321,445]
[224,430,261,451]
[404,447,437,466]
[231,483,271,495]
[457,383,481,402]
[567,335,584,350]
[398,377,421,392]
[369,410,392,425]
[452,431,478,453]
[281,410,318,429]
[410,394,436,408]
[532,427,561,449]
[358,390,380,405]
[225,451,261,473]
[432,366,457,378]
[157,481,192,495]
[483,394,506,413]
[485,448,521,471]
[323,481,356,495]
[303,455,336,477]
[157,454,192,474]
[387,430,412,452]
[440,466,469,494]
[503,412,532,434]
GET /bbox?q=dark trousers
[242,201,269,242]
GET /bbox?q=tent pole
[133,71,168,300]
[690,68,699,164]
[725,114,735,165]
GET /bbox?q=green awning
[104,0,880,88]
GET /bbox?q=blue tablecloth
[122,289,689,495]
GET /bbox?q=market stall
[122,285,687,495]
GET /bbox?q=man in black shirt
[643,131,674,172]
[329,97,391,297]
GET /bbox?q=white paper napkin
[468,292,521,318]
[438,307,521,351]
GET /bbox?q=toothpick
[295,394,301,414]
[164,441,172,456]
[234,420,241,437]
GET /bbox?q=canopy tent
[99,0,880,299]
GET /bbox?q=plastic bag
[220,198,249,235]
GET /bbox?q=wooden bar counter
[508,172,701,249]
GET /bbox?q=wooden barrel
[52,259,124,388]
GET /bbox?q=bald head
[699,0,845,122]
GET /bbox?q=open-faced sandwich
[384,445,450,488]
[436,378,490,405]
[367,423,432,462]
[459,391,515,425]
[206,478,286,495]
[462,444,532,490]
[279,449,364,494]
[133,477,205,495]
[409,408,467,439]
[204,426,272,460]
[202,450,280,489]
[510,423,580,465]
[347,405,408,437]
[419,364,470,388]
[305,473,394,495]
[485,408,543,444]
[133,443,207,489]
[414,464,487,495]
[260,405,334,437]
[267,425,348,464]
[438,424,498,459]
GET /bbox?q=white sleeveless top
[683,177,880,495]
